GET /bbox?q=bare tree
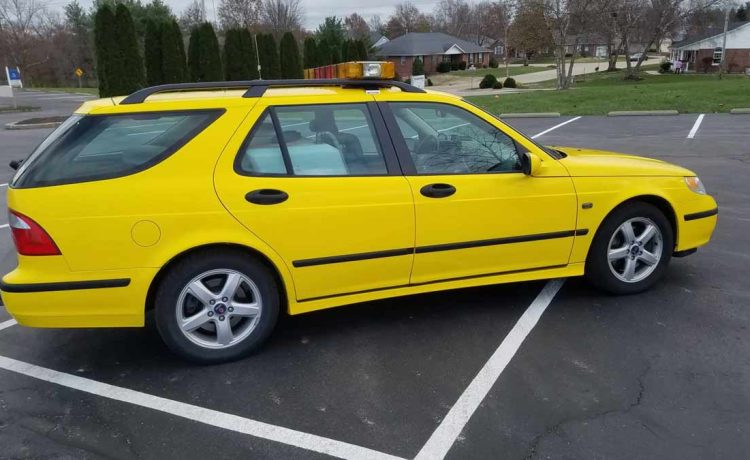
[218,0,261,30]
[259,0,303,37]
[540,0,599,89]
[345,13,370,40]
[385,2,432,37]
[0,0,48,69]
[368,15,386,35]
[180,0,205,32]
[434,0,472,36]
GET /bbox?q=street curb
[4,120,63,130]
[608,110,679,116]
[730,108,750,114]
[498,112,561,118]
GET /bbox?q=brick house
[374,32,491,77]
[671,22,750,74]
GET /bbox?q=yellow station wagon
[1,63,718,362]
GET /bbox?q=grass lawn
[27,87,98,95]
[450,66,550,78]
[466,71,750,115]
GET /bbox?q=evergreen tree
[355,39,368,60]
[223,29,246,80]
[188,22,223,81]
[412,56,424,75]
[317,40,330,66]
[113,3,145,95]
[161,19,187,83]
[94,4,117,96]
[328,44,340,65]
[259,33,281,79]
[279,32,303,78]
[303,37,318,68]
[144,20,163,86]
[341,40,350,62]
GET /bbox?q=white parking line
[0,354,405,460]
[531,117,582,139]
[0,319,17,331]
[415,279,565,460]
[0,224,8,229]
[687,114,705,139]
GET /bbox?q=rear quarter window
[12,109,223,188]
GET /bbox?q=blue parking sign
[6,66,22,88]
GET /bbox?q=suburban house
[671,22,750,73]
[369,31,389,49]
[565,33,609,58]
[374,32,492,76]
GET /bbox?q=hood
[554,147,695,177]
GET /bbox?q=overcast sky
[69,0,441,30]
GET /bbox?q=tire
[585,202,674,295]
[154,250,280,364]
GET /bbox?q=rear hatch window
[12,109,223,188]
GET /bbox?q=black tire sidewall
[586,202,674,295]
[154,251,280,364]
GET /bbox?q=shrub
[412,56,424,75]
[503,77,517,88]
[303,37,318,68]
[94,4,117,96]
[427,78,433,86]
[437,61,451,73]
[479,73,498,89]
[492,81,502,89]
[489,57,498,68]
[450,61,459,71]
[188,22,222,82]
[458,61,467,70]
[658,61,673,73]
[112,4,145,94]
[144,20,163,86]
[161,19,189,83]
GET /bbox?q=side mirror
[520,152,542,176]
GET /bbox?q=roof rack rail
[120,79,426,104]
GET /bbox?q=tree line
[94,3,309,97]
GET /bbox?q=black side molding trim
[415,230,585,254]
[673,248,697,258]
[292,229,589,268]
[684,208,718,221]
[293,248,413,268]
[0,278,131,293]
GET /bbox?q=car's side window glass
[389,102,521,175]
[236,104,389,176]
[237,111,287,175]
[274,104,387,176]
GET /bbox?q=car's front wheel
[586,202,674,294]
[154,250,280,363]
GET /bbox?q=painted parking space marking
[687,114,705,139]
[531,116,582,139]
[0,319,17,331]
[415,279,564,460]
[0,354,406,460]
[0,224,8,229]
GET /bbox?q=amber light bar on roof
[304,61,395,80]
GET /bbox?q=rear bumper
[1,267,156,328]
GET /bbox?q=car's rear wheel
[586,202,674,294]
[154,251,280,363]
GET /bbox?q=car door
[378,99,579,285]
[214,97,415,302]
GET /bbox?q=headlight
[685,176,707,195]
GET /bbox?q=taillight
[8,210,61,256]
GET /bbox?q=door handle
[245,189,289,205]
[420,183,456,198]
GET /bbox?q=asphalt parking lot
[0,92,749,459]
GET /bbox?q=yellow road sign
[75,68,84,77]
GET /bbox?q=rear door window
[12,110,223,188]
[235,104,389,176]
